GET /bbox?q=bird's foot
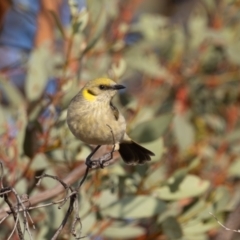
[99,153,112,168]
[85,159,99,169]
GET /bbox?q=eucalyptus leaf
[161,216,183,240]
[226,128,240,142]
[81,212,97,235]
[102,225,145,239]
[109,164,126,176]
[102,195,166,219]
[0,107,7,135]
[129,113,173,143]
[125,49,170,78]
[183,220,218,235]
[15,107,27,157]
[213,186,230,213]
[156,175,210,201]
[50,204,66,229]
[184,233,208,240]
[25,47,50,101]
[141,137,166,162]
[82,3,107,54]
[15,179,27,194]
[60,79,79,109]
[111,58,127,79]
[49,10,66,38]
[72,10,89,34]
[228,158,240,178]
[226,43,240,65]
[173,113,195,152]
[143,164,166,190]
[180,200,206,222]
[168,168,188,193]
[31,153,50,170]
[79,192,92,216]
[0,77,25,107]
[40,168,59,189]
[94,189,118,209]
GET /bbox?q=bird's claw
[85,159,99,169]
[86,152,112,169]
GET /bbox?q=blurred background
[0,0,240,239]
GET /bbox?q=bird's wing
[110,101,119,120]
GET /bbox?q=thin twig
[210,212,240,233]
[77,166,90,191]
[7,208,20,240]
[12,189,33,240]
[0,161,4,188]
[4,192,23,239]
[51,191,77,240]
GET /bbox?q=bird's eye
[99,85,107,90]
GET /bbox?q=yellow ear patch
[82,88,96,101]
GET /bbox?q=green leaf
[202,0,216,11]
[102,225,145,239]
[82,4,107,55]
[173,113,195,152]
[129,113,173,143]
[25,46,50,101]
[75,145,91,162]
[15,107,27,157]
[180,200,206,221]
[156,174,210,201]
[15,179,27,194]
[189,13,207,49]
[168,168,188,193]
[78,191,92,216]
[40,168,59,189]
[187,157,201,171]
[0,77,25,107]
[141,137,166,162]
[133,106,156,125]
[161,216,183,240]
[81,212,97,235]
[31,153,50,170]
[125,49,170,78]
[226,42,240,65]
[72,10,89,34]
[94,189,118,209]
[109,164,127,176]
[184,233,208,240]
[60,79,79,109]
[0,107,7,135]
[49,10,66,38]
[183,220,218,235]
[226,128,240,142]
[102,195,166,219]
[143,164,166,190]
[213,186,230,213]
[228,158,240,178]
[111,58,126,78]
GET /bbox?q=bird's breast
[67,100,126,145]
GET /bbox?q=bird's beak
[113,84,125,90]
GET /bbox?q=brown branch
[0,145,119,239]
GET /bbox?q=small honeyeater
[67,78,154,165]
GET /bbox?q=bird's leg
[85,145,101,168]
[98,124,116,168]
[99,144,116,168]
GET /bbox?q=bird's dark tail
[119,141,155,165]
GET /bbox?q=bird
[67,78,154,167]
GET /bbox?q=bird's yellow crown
[82,78,117,101]
[89,78,116,86]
